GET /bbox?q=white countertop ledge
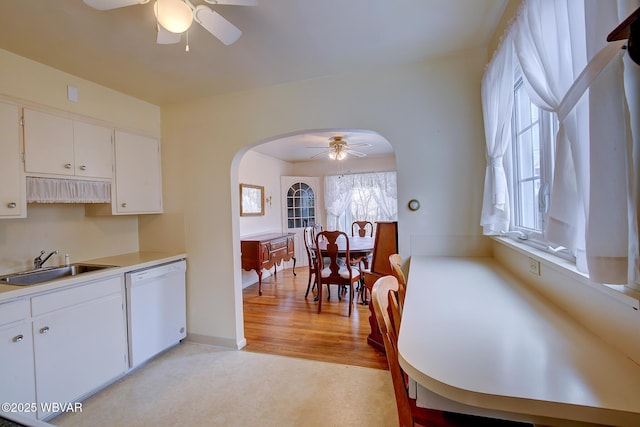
[0,251,186,302]
[398,256,640,426]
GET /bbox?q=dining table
[313,235,375,304]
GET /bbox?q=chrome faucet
[33,250,59,269]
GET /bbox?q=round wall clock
[408,199,420,211]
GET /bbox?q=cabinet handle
[64,163,72,169]
[12,334,24,343]
[39,326,50,334]
[7,202,16,209]
[121,202,127,208]
[80,165,87,170]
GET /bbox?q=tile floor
[50,342,398,427]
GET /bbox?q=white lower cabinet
[28,275,127,419]
[0,299,37,419]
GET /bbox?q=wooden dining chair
[389,253,407,312]
[350,221,374,295]
[314,230,361,316]
[351,220,374,237]
[372,276,533,427]
[303,226,318,299]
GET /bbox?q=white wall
[0,49,161,275]
[155,47,490,348]
[239,151,294,237]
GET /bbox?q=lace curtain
[324,172,398,231]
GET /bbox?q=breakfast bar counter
[398,256,640,426]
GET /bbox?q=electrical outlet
[528,257,540,275]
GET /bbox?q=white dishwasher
[125,259,187,368]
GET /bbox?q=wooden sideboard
[363,221,398,352]
[241,233,296,296]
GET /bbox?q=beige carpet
[51,342,398,427]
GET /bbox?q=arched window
[287,182,315,229]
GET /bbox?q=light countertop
[0,251,186,302]
[399,256,640,426]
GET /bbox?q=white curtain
[480,30,515,235]
[583,0,638,284]
[27,177,111,204]
[324,172,398,231]
[357,172,398,221]
[514,0,590,270]
[324,174,355,230]
[622,2,640,289]
[508,0,637,283]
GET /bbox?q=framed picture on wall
[240,183,265,216]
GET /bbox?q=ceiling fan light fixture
[327,145,347,160]
[154,0,193,34]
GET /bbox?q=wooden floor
[242,266,389,370]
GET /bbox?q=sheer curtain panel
[480,31,515,235]
[324,174,355,230]
[324,172,398,231]
[514,0,590,271]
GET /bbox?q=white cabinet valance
[27,177,111,204]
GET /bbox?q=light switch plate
[67,85,78,102]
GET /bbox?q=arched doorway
[233,128,396,368]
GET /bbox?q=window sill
[492,236,640,311]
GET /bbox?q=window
[510,71,556,239]
[508,71,572,260]
[337,186,386,231]
[325,172,397,232]
[286,182,316,229]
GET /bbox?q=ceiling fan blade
[346,150,367,158]
[204,0,258,5]
[83,0,148,10]
[311,151,331,159]
[157,23,181,44]
[194,5,242,46]
[345,142,372,148]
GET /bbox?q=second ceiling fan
[309,136,370,160]
[83,0,256,46]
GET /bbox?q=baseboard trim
[186,333,246,349]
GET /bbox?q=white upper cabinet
[73,121,113,179]
[113,130,163,214]
[0,101,26,218]
[23,108,113,179]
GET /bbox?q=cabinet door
[73,121,113,179]
[0,300,36,419]
[32,278,127,418]
[23,109,74,176]
[0,101,25,218]
[114,130,162,214]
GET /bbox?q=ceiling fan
[83,0,257,46]
[308,136,371,161]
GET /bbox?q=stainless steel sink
[0,263,117,286]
